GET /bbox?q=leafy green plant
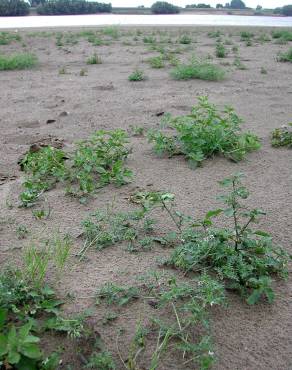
[277,48,292,63]
[128,69,146,81]
[167,173,290,303]
[271,124,292,148]
[68,130,132,196]
[115,274,225,370]
[96,283,140,306]
[84,351,116,369]
[260,66,267,74]
[148,96,260,167]
[0,53,37,71]
[86,53,102,65]
[170,59,225,81]
[20,146,67,206]
[19,130,132,204]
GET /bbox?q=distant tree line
[0,0,112,16]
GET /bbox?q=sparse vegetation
[128,69,146,81]
[170,59,225,81]
[277,48,292,63]
[167,173,291,304]
[20,130,132,205]
[86,53,102,64]
[271,124,292,147]
[0,53,37,71]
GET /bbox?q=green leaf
[205,209,223,219]
[7,349,21,365]
[0,334,8,356]
[247,289,262,305]
[20,343,42,359]
[0,308,7,330]
[254,230,270,237]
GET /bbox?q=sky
[110,0,291,8]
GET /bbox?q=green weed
[167,173,290,304]
[148,55,165,68]
[148,96,260,167]
[0,31,21,45]
[128,69,146,81]
[170,59,225,81]
[271,124,292,147]
[215,42,227,58]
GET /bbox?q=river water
[0,14,292,29]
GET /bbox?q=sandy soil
[0,26,291,370]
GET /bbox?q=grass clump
[170,59,225,81]
[271,124,292,148]
[0,53,37,71]
[128,69,146,81]
[178,34,192,44]
[148,96,260,167]
[167,173,291,304]
[0,31,21,45]
[240,31,254,41]
[148,55,165,68]
[277,48,292,63]
[86,53,102,65]
[272,30,292,42]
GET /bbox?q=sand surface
[0,26,291,369]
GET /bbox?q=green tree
[151,1,180,14]
[282,5,292,16]
[230,0,246,9]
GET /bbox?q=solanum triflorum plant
[168,173,290,304]
[148,97,261,168]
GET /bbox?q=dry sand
[0,26,291,369]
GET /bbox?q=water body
[0,14,292,29]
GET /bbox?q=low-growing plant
[215,42,227,58]
[86,53,102,64]
[96,283,140,306]
[84,351,116,369]
[0,31,21,45]
[128,69,146,81]
[178,34,192,44]
[114,274,225,370]
[148,55,165,68]
[260,66,267,74]
[240,31,254,41]
[148,96,260,167]
[277,48,292,63]
[170,58,225,81]
[0,53,37,71]
[271,124,292,148]
[272,30,292,42]
[233,56,247,70]
[20,146,67,206]
[19,130,133,205]
[103,26,119,39]
[167,173,291,304]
